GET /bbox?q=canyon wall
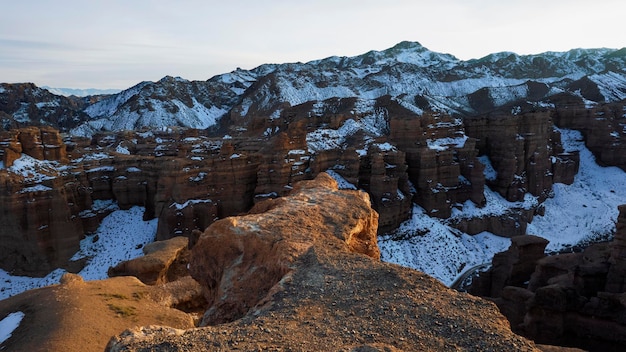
[2,98,625,277]
[469,205,626,349]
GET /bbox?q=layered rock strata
[464,110,577,203]
[552,98,626,171]
[469,205,626,349]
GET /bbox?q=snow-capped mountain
[76,42,626,135]
[1,41,626,295]
[2,41,624,135]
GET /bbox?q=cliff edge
[105,173,539,351]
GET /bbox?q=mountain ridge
[2,41,625,136]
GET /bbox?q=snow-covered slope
[380,128,626,286]
[0,205,157,300]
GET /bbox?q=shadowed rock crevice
[469,205,626,350]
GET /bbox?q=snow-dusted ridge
[53,41,626,136]
[42,86,122,97]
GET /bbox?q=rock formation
[464,109,577,203]
[0,173,544,351]
[552,98,626,171]
[108,236,190,285]
[104,173,540,351]
[469,205,626,349]
[470,235,549,298]
[0,273,200,352]
[0,90,618,279]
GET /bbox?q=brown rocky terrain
[0,83,89,131]
[1,42,625,351]
[0,173,545,351]
[469,205,626,350]
[3,95,613,278]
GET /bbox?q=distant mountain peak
[42,86,122,97]
[389,40,426,50]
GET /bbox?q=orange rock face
[189,173,379,325]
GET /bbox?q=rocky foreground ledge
[2,173,542,351]
[106,173,540,351]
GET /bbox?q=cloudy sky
[1,0,624,89]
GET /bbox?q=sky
[1,0,624,89]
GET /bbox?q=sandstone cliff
[0,93,619,279]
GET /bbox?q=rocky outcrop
[108,236,190,285]
[189,173,380,325]
[606,204,626,293]
[469,205,626,349]
[0,126,68,167]
[470,235,549,298]
[553,97,626,171]
[0,128,86,275]
[105,173,539,351]
[464,110,575,202]
[388,107,486,218]
[0,128,263,275]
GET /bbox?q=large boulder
[108,236,190,285]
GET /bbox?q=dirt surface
[108,248,540,351]
[0,274,195,352]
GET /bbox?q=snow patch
[19,184,53,193]
[0,311,25,344]
[379,205,511,286]
[70,206,157,281]
[426,135,468,151]
[527,129,626,251]
[325,169,357,190]
[116,143,130,155]
[478,155,497,181]
[169,199,213,210]
[7,154,59,183]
